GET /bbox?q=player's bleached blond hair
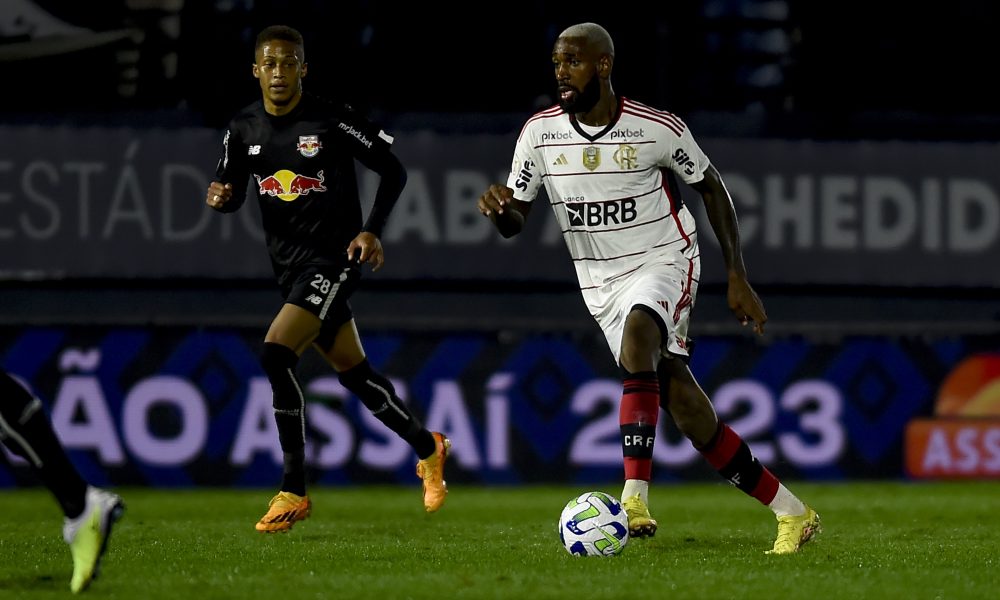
[558,22,615,58]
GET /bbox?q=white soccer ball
[557,491,629,556]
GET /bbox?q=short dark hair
[255,25,304,58]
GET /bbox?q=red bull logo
[254,169,326,202]
[297,134,322,157]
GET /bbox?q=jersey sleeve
[214,121,250,212]
[504,123,545,202]
[659,119,712,185]
[333,105,396,164]
[331,104,407,239]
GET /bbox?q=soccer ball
[557,491,629,556]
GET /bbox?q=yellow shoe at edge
[622,494,658,538]
[766,505,822,555]
[64,487,125,594]
[416,432,451,512]
[255,491,311,533]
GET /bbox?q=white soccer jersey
[506,97,711,292]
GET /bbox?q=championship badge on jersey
[582,146,601,171]
[297,135,322,158]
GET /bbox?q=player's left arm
[339,113,407,272]
[690,164,767,335]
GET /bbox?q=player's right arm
[479,122,544,238]
[478,184,533,238]
[206,124,249,213]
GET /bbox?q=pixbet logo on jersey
[254,169,326,201]
[566,198,637,227]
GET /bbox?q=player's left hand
[727,272,767,335]
[347,232,384,271]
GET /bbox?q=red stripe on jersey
[623,99,686,133]
[549,185,661,206]
[570,237,687,262]
[661,168,692,251]
[622,107,683,137]
[516,105,564,143]
[672,259,695,324]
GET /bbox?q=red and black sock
[699,422,779,505]
[620,371,659,481]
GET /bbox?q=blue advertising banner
[1,326,997,487]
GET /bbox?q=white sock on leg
[621,479,649,505]
[768,483,807,517]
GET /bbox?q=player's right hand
[206,182,233,209]
[478,184,514,217]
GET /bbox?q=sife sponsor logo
[338,122,372,148]
[610,128,645,140]
[541,130,573,143]
[248,145,261,155]
[514,159,535,192]
[254,169,326,201]
[672,148,696,176]
[305,294,323,305]
[296,135,321,158]
[567,198,637,227]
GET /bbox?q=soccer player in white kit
[478,22,821,554]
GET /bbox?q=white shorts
[583,259,700,364]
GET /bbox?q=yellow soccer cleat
[63,487,125,594]
[255,491,311,533]
[415,432,451,512]
[766,506,822,555]
[622,494,658,538]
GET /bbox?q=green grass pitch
[1,482,997,599]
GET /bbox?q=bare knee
[619,310,661,373]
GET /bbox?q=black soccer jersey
[215,93,403,285]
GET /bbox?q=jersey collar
[568,96,624,142]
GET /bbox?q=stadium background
[1,0,998,488]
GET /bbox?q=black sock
[0,372,87,518]
[260,343,307,496]
[338,360,436,459]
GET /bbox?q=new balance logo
[248,145,261,155]
[305,294,323,305]
[552,153,568,166]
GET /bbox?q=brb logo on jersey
[566,198,637,227]
[255,169,326,201]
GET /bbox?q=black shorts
[281,261,361,349]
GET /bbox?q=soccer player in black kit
[2,370,124,592]
[205,25,450,532]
